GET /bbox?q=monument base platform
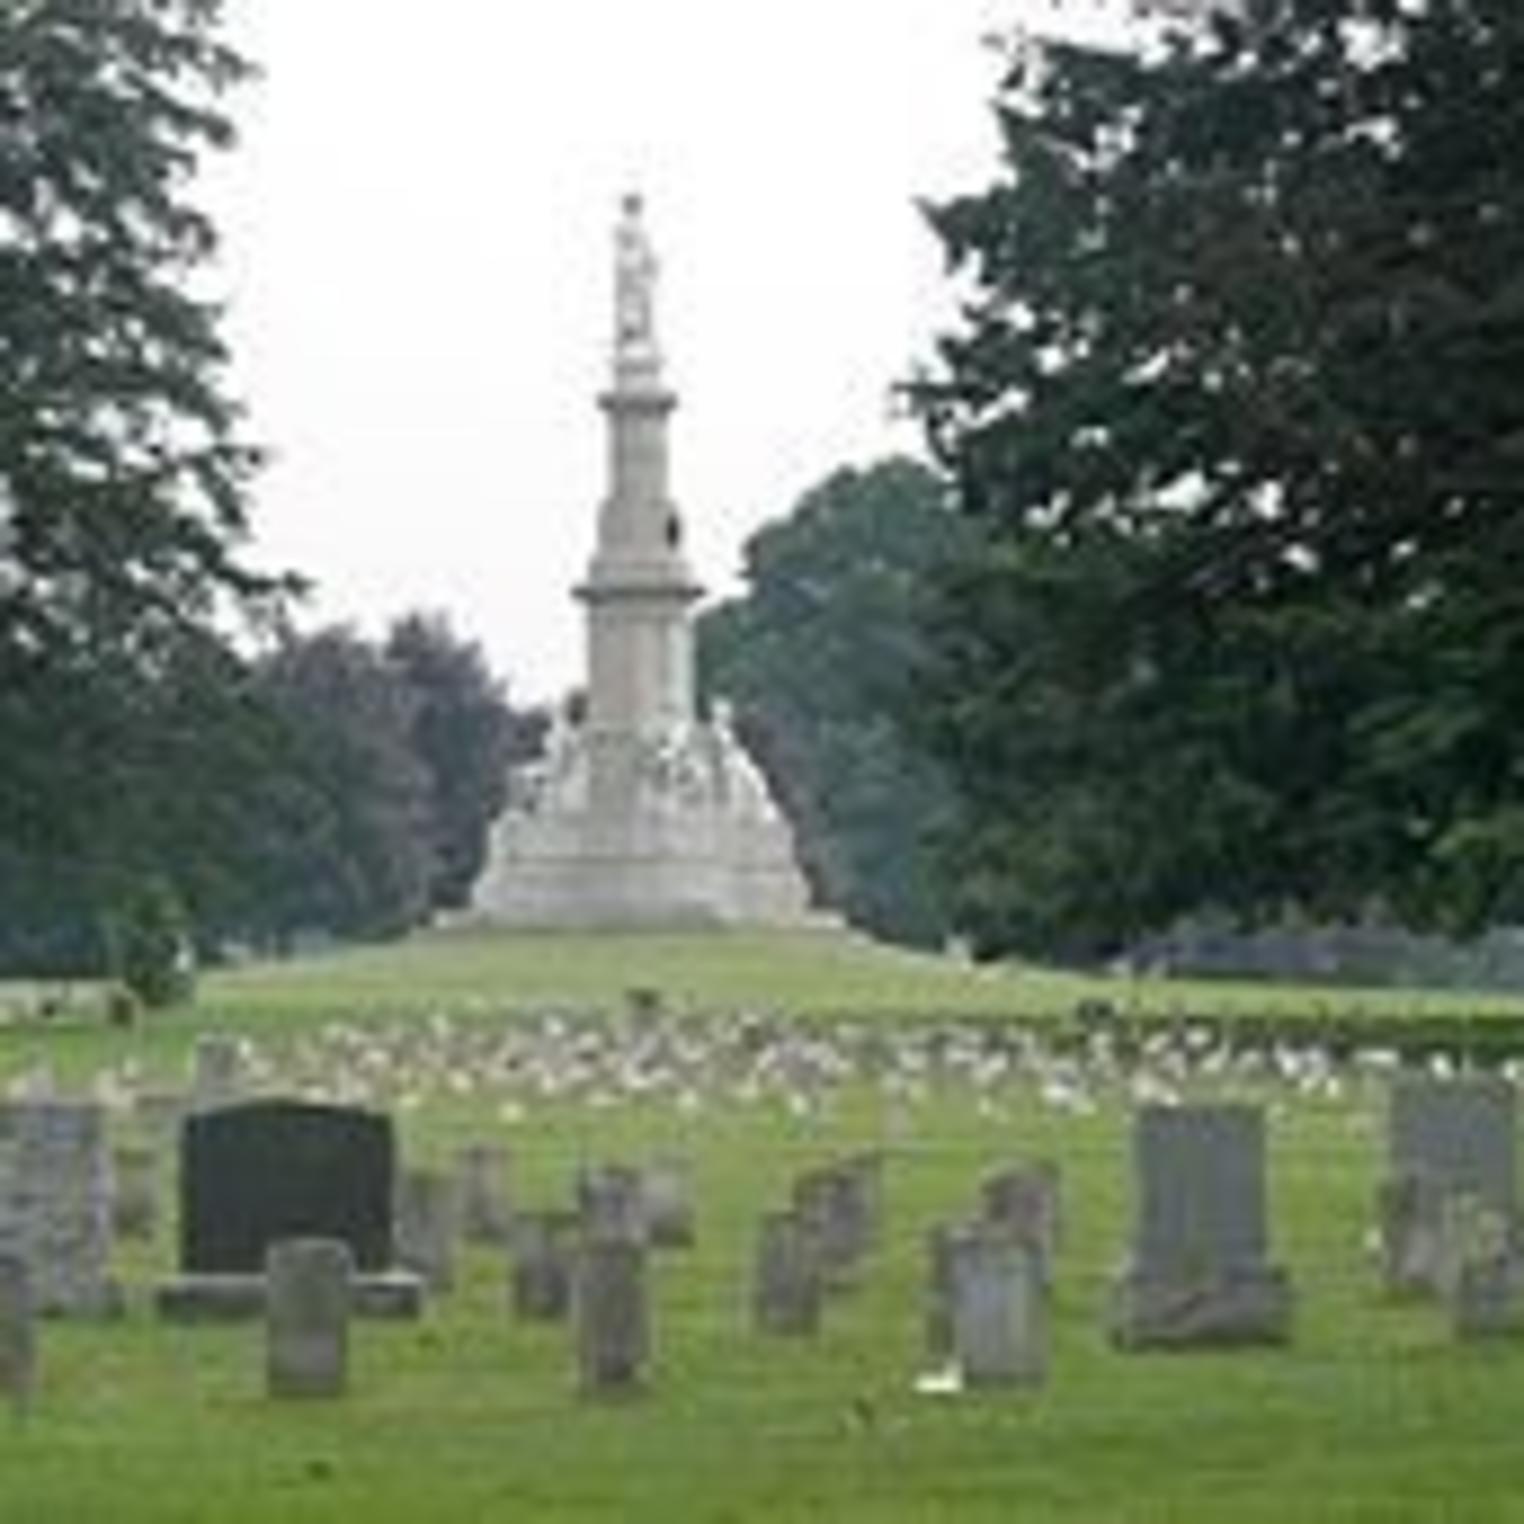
[1110,1262,1293,1349]
[155,1270,425,1322]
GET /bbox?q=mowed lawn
[3,929,1524,1523]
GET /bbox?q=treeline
[0,614,541,977]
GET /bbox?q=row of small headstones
[4,1083,1522,1404]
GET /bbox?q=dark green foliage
[914,0,1524,960]
[240,627,437,946]
[385,612,544,912]
[698,459,970,947]
[104,872,192,1008]
[0,0,295,946]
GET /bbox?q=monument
[470,195,817,928]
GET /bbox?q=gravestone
[924,1222,959,1364]
[0,1101,120,1316]
[133,1088,188,1150]
[111,1142,159,1241]
[394,1167,458,1293]
[577,1236,649,1397]
[191,1034,243,1113]
[753,1210,822,1336]
[1381,1077,1517,1296]
[578,1163,648,1245]
[157,1100,420,1319]
[950,1226,1047,1388]
[1378,1170,1451,1295]
[641,1157,694,1249]
[1111,1104,1292,1348]
[510,1210,580,1321]
[266,1238,351,1399]
[791,1161,873,1286]
[0,1254,34,1412]
[981,1160,1061,1286]
[456,1142,513,1245]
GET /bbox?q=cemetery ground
[5,930,1524,1522]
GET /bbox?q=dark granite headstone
[180,1101,394,1275]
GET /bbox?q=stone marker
[641,1157,694,1250]
[133,1088,188,1151]
[190,1034,243,1113]
[1440,1193,1519,1338]
[1381,1077,1517,1296]
[1378,1169,1451,1296]
[950,1226,1047,1388]
[924,1222,959,1364]
[577,1236,649,1397]
[111,1142,159,1241]
[754,1210,822,1336]
[0,1100,120,1316]
[158,1099,420,1320]
[510,1210,580,1321]
[394,1167,458,1293]
[1111,1104,1292,1348]
[457,1142,513,1245]
[578,1163,648,1245]
[981,1160,1061,1286]
[266,1238,351,1399]
[0,1254,35,1413]
[792,1162,872,1286]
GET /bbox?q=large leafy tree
[239,628,436,947]
[914,0,1524,960]
[385,611,544,912]
[698,458,969,947]
[0,0,286,901]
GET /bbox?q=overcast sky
[207,0,1128,703]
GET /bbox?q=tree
[913,0,1524,959]
[0,1,289,914]
[698,458,969,946]
[240,628,436,945]
[385,611,544,912]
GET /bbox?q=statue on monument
[614,192,659,357]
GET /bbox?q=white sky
[207,0,1126,704]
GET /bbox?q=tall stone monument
[470,195,816,928]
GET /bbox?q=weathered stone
[981,1160,1060,1285]
[190,1034,243,1113]
[456,1142,513,1245]
[641,1157,694,1249]
[578,1163,647,1245]
[950,1226,1047,1388]
[394,1167,458,1293]
[510,1210,580,1321]
[132,1088,188,1150]
[1381,1077,1518,1297]
[1111,1104,1292,1349]
[0,1101,119,1316]
[0,1254,35,1411]
[754,1210,822,1336]
[111,1142,159,1241]
[1389,1075,1516,1216]
[576,1236,649,1397]
[924,1222,959,1364]
[791,1163,871,1286]
[266,1238,351,1399]
[1378,1169,1451,1296]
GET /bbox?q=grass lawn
[2,929,1524,1522]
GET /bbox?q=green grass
[3,929,1524,1521]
